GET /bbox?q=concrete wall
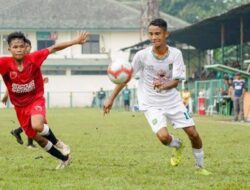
[0,75,138,108]
[0,31,146,57]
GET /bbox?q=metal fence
[193,79,225,113]
[0,88,138,111]
[1,80,228,114]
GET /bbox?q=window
[42,70,66,75]
[37,32,56,50]
[82,34,100,54]
[71,70,106,75]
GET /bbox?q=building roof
[0,0,188,32]
[119,1,189,30]
[170,3,250,50]
[205,64,250,78]
[122,3,250,51]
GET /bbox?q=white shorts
[144,103,195,133]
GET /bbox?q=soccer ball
[107,61,132,84]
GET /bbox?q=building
[0,0,188,107]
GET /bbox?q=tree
[160,0,250,23]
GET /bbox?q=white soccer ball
[107,61,132,84]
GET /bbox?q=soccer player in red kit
[0,31,88,169]
[2,38,37,148]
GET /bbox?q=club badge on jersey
[153,69,172,93]
[10,71,18,79]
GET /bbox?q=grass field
[0,108,250,190]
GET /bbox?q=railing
[194,79,225,113]
[0,89,138,110]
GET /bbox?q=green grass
[0,108,250,190]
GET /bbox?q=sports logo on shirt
[152,118,158,125]
[155,70,171,82]
[12,80,35,93]
[10,71,18,79]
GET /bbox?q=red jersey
[0,48,49,107]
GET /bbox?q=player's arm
[43,77,49,84]
[154,79,179,91]
[103,51,142,114]
[47,32,89,54]
[1,90,9,105]
[103,83,127,115]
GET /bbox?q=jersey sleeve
[28,48,50,67]
[172,51,186,80]
[0,57,10,75]
[131,51,143,76]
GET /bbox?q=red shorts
[15,97,47,138]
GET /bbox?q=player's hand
[103,98,113,115]
[73,31,89,45]
[43,77,49,84]
[153,79,165,92]
[158,83,168,91]
[153,79,161,89]
[1,95,8,105]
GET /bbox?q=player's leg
[124,100,129,111]
[156,127,183,167]
[27,137,36,148]
[183,126,211,175]
[16,104,71,169]
[168,102,211,175]
[239,97,244,122]
[31,98,70,155]
[32,134,71,169]
[167,103,204,168]
[144,108,183,165]
[31,114,70,155]
[30,115,72,169]
[11,127,23,145]
[156,127,181,147]
[33,134,68,160]
[182,126,203,166]
[233,98,239,121]
[123,100,126,110]
[126,100,130,111]
[100,98,104,108]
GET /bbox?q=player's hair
[24,38,31,46]
[7,31,26,45]
[149,18,168,31]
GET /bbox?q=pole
[70,92,73,108]
[47,92,50,108]
[240,16,244,69]
[221,23,225,65]
[187,46,190,78]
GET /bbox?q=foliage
[160,0,250,23]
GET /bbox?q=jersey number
[184,112,192,120]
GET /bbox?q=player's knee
[32,121,44,132]
[157,131,171,145]
[188,131,199,141]
[31,115,44,132]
